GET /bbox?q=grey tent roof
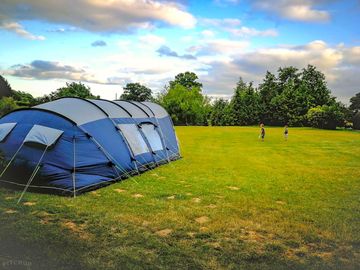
[113,100,148,118]
[33,97,167,125]
[142,102,169,118]
[88,99,131,118]
[36,98,107,125]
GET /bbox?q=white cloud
[201,40,358,103]
[227,26,278,37]
[254,0,330,22]
[189,38,250,56]
[200,17,278,38]
[0,0,196,32]
[201,30,216,38]
[200,18,241,28]
[0,22,45,40]
[138,34,166,47]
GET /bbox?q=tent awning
[24,125,64,147]
[0,122,17,142]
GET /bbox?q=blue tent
[0,98,180,197]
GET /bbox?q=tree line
[1,65,359,130]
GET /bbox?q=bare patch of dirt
[167,195,175,200]
[4,209,17,214]
[195,216,209,224]
[227,186,239,191]
[142,221,151,227]
[132,194,144,198]
[90,191,101,196]
[23,202,36,206]
[61,220,92,240]
[276,200,286,205]
[192,198,201,203]
[114,189,126,193]
[241,230,266,243]
[155,229,172,237]
[209,242,221,249]
[207,204,217,208]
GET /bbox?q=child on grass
[259,123,265,141]
[284,124,288,141]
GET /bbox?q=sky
[0,0,359,103]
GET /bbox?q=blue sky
[0,0,359,103]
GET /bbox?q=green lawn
[0,127,359,270]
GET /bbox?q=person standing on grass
[259,123,265,141]
[284,124,289,141]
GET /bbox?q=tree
[169,72,203,91]
[277,66,300,92]
[0,75,12,97]
[0,97,18,116]
[38,82,98,102]
[349,92,360,113]
[11,90,37,107]
[159,83,209,125]
[120,83,152,102]
[230,78,260,126]
[299,65,333,107]
[210,99,229,126]
[306,104,345,130]
[353,112,360,130]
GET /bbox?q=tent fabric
[0,122,17,142]
[88,99,130,118]
[117,124,149,156]
[36,98,107,125]
[142,102,169,118]
[140,124,163,152]
[24,124,64,147]
[0,98,180,196]
[113,100,148,118]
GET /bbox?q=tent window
[140,124,163,152]
[0,123,17,142]
[117,124,149,156]
[24,125,64,147]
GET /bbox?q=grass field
[0,127,359,270]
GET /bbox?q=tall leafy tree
[0,75,12,97]
[159,83,209,125]
[299,65,333,108]
[277,66,300,92]
[349,92,360,113]
[169,72,203,91]
[210,99,229,126]
[38,82,98,103]
[120,83,153,102]
[258,71,279,124]
[230,78,260,125]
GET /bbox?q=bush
[306,104,345,130]
[353,112,360,130]
[0,97,18,116]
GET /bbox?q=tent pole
[72,136,76,198]
[17,145,48,204]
